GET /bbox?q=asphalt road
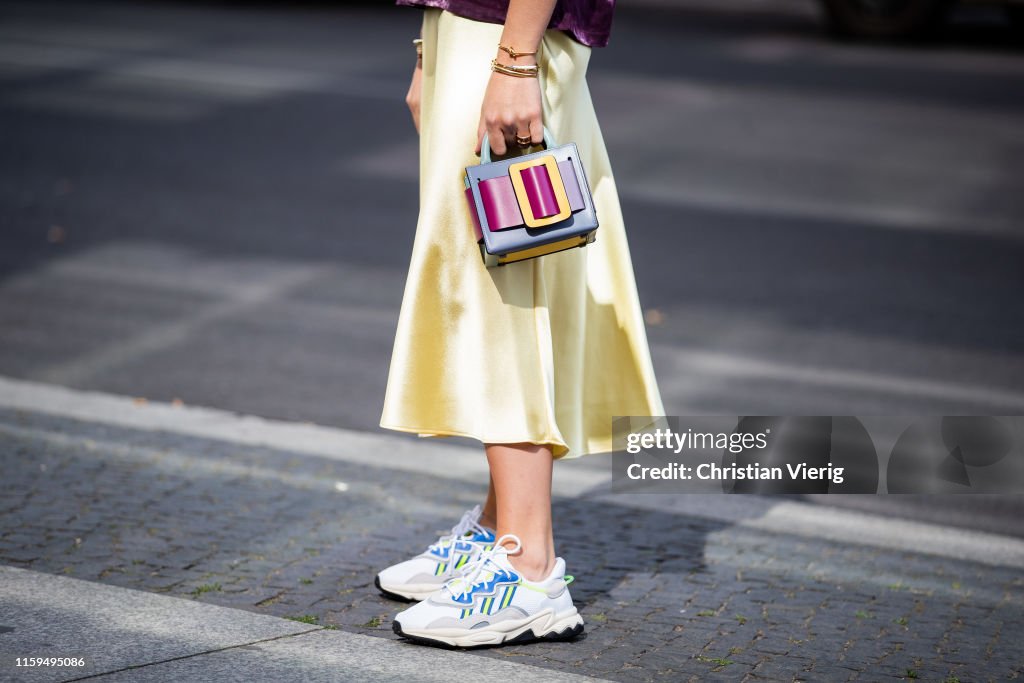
[2,382,1022,681]
[1,1,1023,526]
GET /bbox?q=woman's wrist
[493,38,539,66]
[490,60,538,79]
[493,51,537,68]
[491,42,539,80]
[494,0,554,67]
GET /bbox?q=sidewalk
[1,376,1021,682]
[0,566,597,683]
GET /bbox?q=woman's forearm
[496,0,558,64]
[475,0,557,155]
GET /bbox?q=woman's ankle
[507,551,555,582]
[479,511,497,530]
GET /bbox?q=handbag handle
[479,126,557,165]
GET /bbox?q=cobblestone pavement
[2,405,1022,683]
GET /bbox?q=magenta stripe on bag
[468,160,585,233]
[519,165,561,219]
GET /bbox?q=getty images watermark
[611,416,1024,494]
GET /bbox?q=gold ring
[515,134,532,147]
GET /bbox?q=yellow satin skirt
[379,8,664,459]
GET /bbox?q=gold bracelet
[491,63,538,78]
[412,38,423,58]
[498,44,538,60]
[490,59,539,78]
[490,59,538,73]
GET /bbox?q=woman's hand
[475,56,543,157]
[472,0,556,155]
[406,62,422,133]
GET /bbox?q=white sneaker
[376,505,496,601]
[392,534,584,648]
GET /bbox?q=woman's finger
[475,119,486,155]
[405,65,422,135]
[529,116,543,146]
[504,122,521,153]
[488,124,507,157]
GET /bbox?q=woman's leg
[481,474,498,531]
[484,442,556,582]
[392,443,583,646]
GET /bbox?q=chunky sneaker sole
[392,534,584,649]
[375,575,449,603]
[393,607,584,648]
[376,506,496,602]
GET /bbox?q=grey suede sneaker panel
[426,606,529,630]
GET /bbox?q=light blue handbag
[463,127,599,267]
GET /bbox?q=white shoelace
[443,533,521,600]
[426,505,491,556]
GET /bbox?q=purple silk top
[395,0,616,48]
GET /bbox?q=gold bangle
[491,60,538,73]
[490,59,539,78]
[491,65,537,78]
[498,44,538,60]
[412,38,423,57]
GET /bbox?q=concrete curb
[0,566,607,683]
